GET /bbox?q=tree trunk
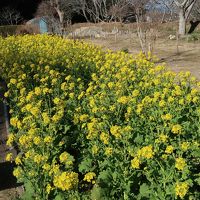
[56,9,64,27]
[179,8,186,35]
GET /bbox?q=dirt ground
[84,31,200,79]
[0,82,22,200]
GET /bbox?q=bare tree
[174,0,197,35]
[35,1,55,18]
[150,0,198,35]
[149,0,177,23]
[34,1,62,34]
[77,0,139,23]
[76,0,110,23]
[190,0,200,21]
[38,0,80,30]
[0,7,23,25]
[75,0,90,22]
[108,1,136,23]
[188,1,200,33]
[127,0,156,57]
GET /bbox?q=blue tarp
[27,17,48,33]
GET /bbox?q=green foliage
[187,32,200,42]
[120,47,129,53]
[0,35,200,200]
[20,180,35,200]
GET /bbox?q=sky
[0,0,41,20]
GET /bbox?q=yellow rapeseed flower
[34,87,41,95]
[30,107,40,116]
[83,172,96,183]
[137,145,154,159]
[181,142,190,151]
[100,132,109,144]
[161,113,172,121]
[10,78,17,84]
[15,156,22,165]
[165,145,173,154]
[6,153,13,162]
[46,184,53,194]
[43,164,51,171]
[33,136,41,145]
[175,157,186,170]
[10,117,19,127]
[172,124,182,134]
[117,96,129,104]
[53,172,78,191]
[44,136,53,143]
[6,133,15,147]
[110,125,121,138]
[79,114,89,122]
[105,147,113,156]
[53,97,60,105]
[159,134,168,143]
[131,157,140,169]
[175,182,189,199]
[34,154,44,164]
[42,112,50,124]
[92,145,98,154]
[13,167,22,178]
[59,152,69,163]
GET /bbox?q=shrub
[15,25,40,35]
[0,35,199,200]
[0,25,19,37]
[187,32,200,42]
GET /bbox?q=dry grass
[69,21,178,33]
[75,22,200,79]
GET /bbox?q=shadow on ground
[0,162,22,191]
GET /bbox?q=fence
[0,25,40,37]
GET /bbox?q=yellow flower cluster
[175,157,186,171]
[171,124,182,134]
[137,145,154,159]
[13,167,22,178]
[6,153,13,162]
[175,182,189,199]
[59,152,74,166]
[6,133,15,147]
[53,172,78,191]
[110,125,122,138]
[165,145,173,154]
[0,35,199,199]
[83,172,96,184]
[131,157,140,169]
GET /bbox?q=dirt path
[0,81,22,200]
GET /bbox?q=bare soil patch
[69,22,200,79]
[0,81,22,199]
[84,34,200,79]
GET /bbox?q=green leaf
[191,149,200,157]
[139,183,151,197]
[55,194,65,200]
[64,125,71,133]
[166,184,174,195]
[21,181,35,200]
[98,170,112,182]
[134,135,143,144]
[195,177,200,186]
[112,171,118,181]
[78,158,93,173]
[124,181,132,194]
[91,185,104,200]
